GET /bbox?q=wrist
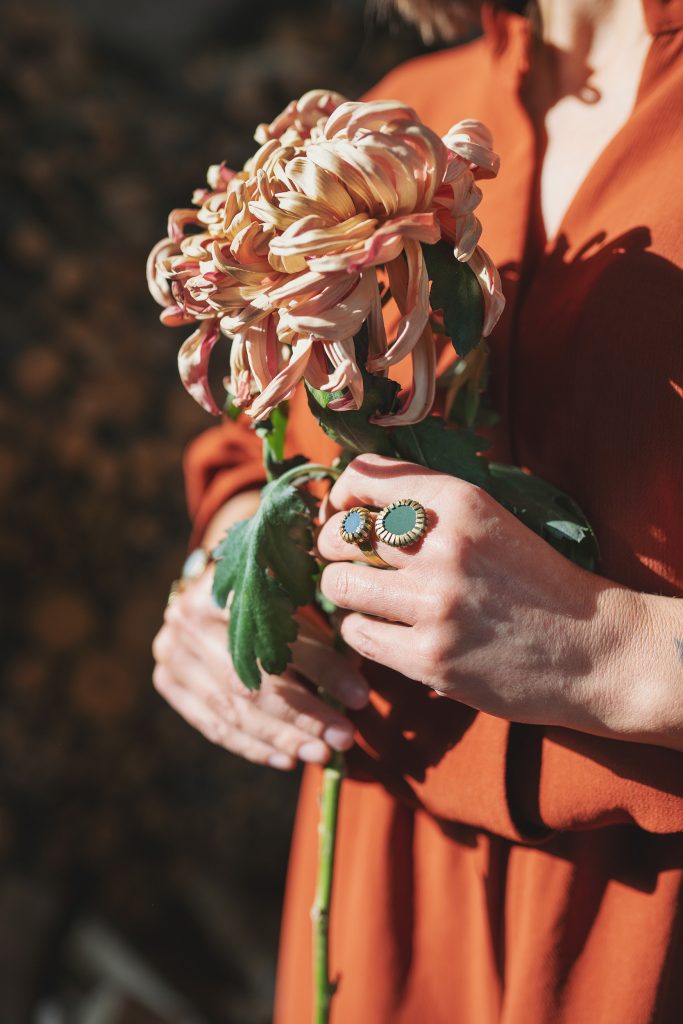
[583,585,683,751]
[201,488,261,551]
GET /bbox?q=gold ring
[339,507,390,569]
[375,499,427,548]
[167,579,185,605]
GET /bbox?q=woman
[152,1,683,1020]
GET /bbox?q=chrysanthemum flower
[147,89,504,425]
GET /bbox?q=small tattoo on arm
[674,638,683,665]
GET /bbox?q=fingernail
[298,739,329,764]
[323,725,354,752]
[268,753,294,770]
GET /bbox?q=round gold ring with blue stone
[375,499,427,548]
[339,507,390,568]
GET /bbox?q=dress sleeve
[506,723,683,836]
[183,421,265,548]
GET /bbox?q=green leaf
[422,240,484,357]
[390,416,491,488]
[211,474,319,689]
[223,393,242,421]
[305,326,400,457]
[487,463,600,570]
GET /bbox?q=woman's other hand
[152,560,369,773]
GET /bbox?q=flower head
[147,89,504,425]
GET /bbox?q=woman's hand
[152,567,369,770]
[317,454,683,749]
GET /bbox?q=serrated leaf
[422,240,484,357]
[487,463,600,570]
[390,416,491,488]
[212,476,318,689]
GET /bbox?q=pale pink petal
[178,319,222,415]
[279,270,375,342]
[246,337,313,421]
[366,275,388,364]
[452,213,483,262]
[343,101,417,138]
[303,343,330,390]
[160,305,195,327]
[321,338,364,410]
[244,316,279,391]
[442,120,500,179]
[468,246,506,337]
[368,240,429,369]
[308,213,440,273]
[146,239,180,307]
[167,208,200,243]
[371,324,435,426]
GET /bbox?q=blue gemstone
[343,510,363,534]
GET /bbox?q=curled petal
[247,337,313,421]
[371,324,435,426]
[303,342,330,390]
[160,304,196,327]
[279,270,375,342]
[308,213,440,273]
[368,240,429,369]
[453,213,483,262]
[178,319,222,415]
[468,246,506,337]
[168,209,200,243]
[146,239,180,307]
[442,119,500,179]
[245,316,279,391]
[322,98,416,147]
[323,338,365,411]
[284,158,357,220]
[255,90,347,144]
[366,275,388,364]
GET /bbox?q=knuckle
[454,480,490,520]
[428,586,462,622]
[294,711,324,737]
[152,665,168,694]
[324,565,353,606]
[152,628,169,664]
[421,629,451,670]
[345,618,376,660]
[207,692,238,727]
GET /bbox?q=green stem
[312,749,345,1024]
[274,462,342,490]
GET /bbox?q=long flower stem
[312,748,345,1024]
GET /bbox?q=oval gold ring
[338,507,390,569]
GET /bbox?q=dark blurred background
[0,2,434,1021]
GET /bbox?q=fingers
[153,613,359,769]
[326,453,443,516]
[340,613,419,679]
[257,674,356,752]
[317,510,412,571]
[290,631,370,707]
[153,665,295,770]
[318,560,421,625]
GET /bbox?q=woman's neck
[526,0,651,241]
[535,0,648,86]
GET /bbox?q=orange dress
[185,4,683,1021]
